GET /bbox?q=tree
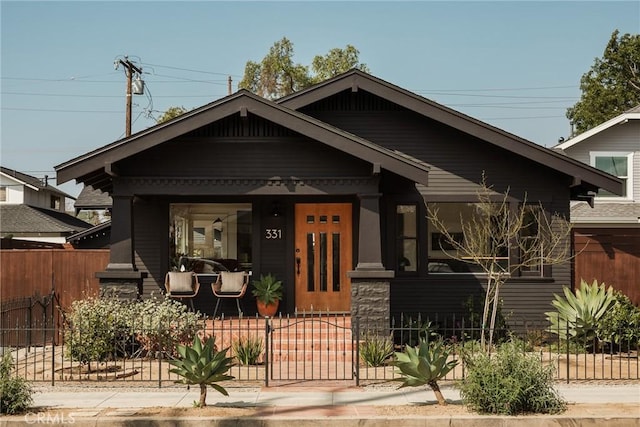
[311,45,370,82]
[566,30,640,135]
[426,175,573,352]
[156,106,189,124]
[239,37,369,100]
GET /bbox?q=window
[50,195,61,210]
[0,186,6,202]
[396,205,417,273]
[590,152,633,198]
[519,205,542,275]
[170,203,252,272]
[427,202,508,274]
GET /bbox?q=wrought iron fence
[1,307,638,387]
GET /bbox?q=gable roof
[1,166,73,199]
[55,89,430,192]
[66,220,111,244]
[75,185,112,210]
[279,70,623,196]
[0,204,92,234]
[554,105,640,150]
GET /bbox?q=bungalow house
[555,105,640,304]
[0,166,91,244]
[54,70,622,327]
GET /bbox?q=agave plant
[392,339,458,405]
[545,279,615,343]
[168,335,235,407]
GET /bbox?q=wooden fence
[573,228,640,305]
[0,249,109,312]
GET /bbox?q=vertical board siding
[0,249,107,310]
[133,198,167,297]
[574,228,640,305]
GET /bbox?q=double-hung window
[590,151,633,199]
[396,204,418,273]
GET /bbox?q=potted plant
[251,273,283,317]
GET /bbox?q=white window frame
[589,151,633,200]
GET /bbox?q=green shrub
[545,279,615,343]
[359,333,393,367]
[64,297,133,367]
[458,340,566,415]
[64,295,205,364]
[598,291,640,351]
[0,353,33,414]
[232,335,264,365]
[132,296,205,357]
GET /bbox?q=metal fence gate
[264,312,354,385]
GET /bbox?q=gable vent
[186,113,297,138]
[302,90,404,112]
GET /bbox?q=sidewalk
[28,383,640,408]
[2,382,637,427]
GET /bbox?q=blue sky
[1,1,638,198]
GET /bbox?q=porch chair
[212,271,248,318]
[164,271,200,311]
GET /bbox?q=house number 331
[265,229,282,239]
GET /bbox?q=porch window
[519,205,542,275]
[170,203,252,272]
[396,205,417,273]
[426,202,509,274]
[590,151,633,198]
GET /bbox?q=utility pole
[228,76,232,95]
[115,56,143,137]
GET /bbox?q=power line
[141,62,242,78]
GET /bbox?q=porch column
[96,194,144,299]
[348,193,394,335]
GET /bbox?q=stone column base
[349,276,391,337]
[96,270,145,300]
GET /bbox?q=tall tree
[156,106,189,124]
[311,45,370,83]
[566,30,640,135]
[239,37,368,100]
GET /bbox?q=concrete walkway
[27,383,640,407]
[1,383,638,426]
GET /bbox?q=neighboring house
[55,70,622,326]
[65,184,113,249]
[555,106,640,304]
[0,166,92,244]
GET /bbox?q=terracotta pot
[256,299,279,317]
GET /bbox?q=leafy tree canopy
[239,37,369,100]
[156,106,189,124]
[566,30,640,135]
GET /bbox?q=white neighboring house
[0,166,91,244]
[555,105,639,303]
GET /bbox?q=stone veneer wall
[350,280,390,336]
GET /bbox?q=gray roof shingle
[571,202,640,224]
[0,204,92,234]
[74,185,112,209]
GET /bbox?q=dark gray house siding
[55,70,623,327]
[295,89,574,323]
